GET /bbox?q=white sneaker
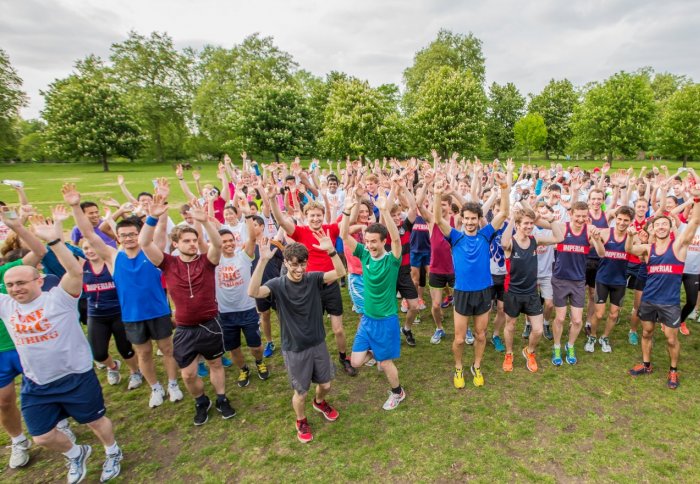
[382,389,406,410]
[127,372,143,390]
[584,336,596,353]
[599,336,612,353]
[56,420,76,443]
[107,360,121,386]
[95,361,107,370]
[149,387,165,408]
[364,357,377,367]
[688,309,698,321]
[168,384,184,402]
[9,438,31,468]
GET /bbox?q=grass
[0,161,699,482]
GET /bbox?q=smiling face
[83,205,101,226]
[221,232,235,257]
[284,257,307,282]
[571,209,588,229]
[224,207,238,225]
[588,191,603,210]
[4,266,43,304]
[615,213,632,234]
[653,217,671,240]
[364,231,385,258]
[517,216,535,236]
[461,209,479,234]
[81,239,100,262]
[635,199,648,219]
[357,204,370,224]
[306,208,324,231]
[116,225,140,250]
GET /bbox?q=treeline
[0,29,698,171]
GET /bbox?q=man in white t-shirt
[0,208,122,483]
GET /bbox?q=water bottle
[2,180,24,188]
[535,178,543,195]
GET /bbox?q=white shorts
[537,276,553,301]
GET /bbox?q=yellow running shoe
[471,365,484,387]
[453,367,465,389]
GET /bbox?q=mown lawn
[0,160,698,483]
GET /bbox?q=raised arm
[138,194,168,267]
[491,165,512,230]
[189,199,222,265]
[31,208,82,296]
[433,182,451,237]
[62,183,116,264]
[676,191,700,252]
[248,241,275,299]
[340,194,359,254]
[175,164,197,200]
[266,184,296,235]
[0,208,47,266]
[377,193,401,259]
[117,175,137,204]
[237,198,256,259]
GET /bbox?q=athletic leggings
[682,273,700,322]
[87,314,135,362]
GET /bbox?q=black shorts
[595,282,626,307]
[454,288,492,317]
[635,275,648,292]
[429,272,455,289]
[124,315,173,345]
[321,281,343,316]
[638,301,681,328]
[585,259,600,288]
[255,295,276,313]
[504,291,543,318]
[626,264,640,290]
[172,318,226,368]
[220,308,261,351]
[491,274,505,302]
[396,266,418,300]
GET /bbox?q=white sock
[56,418,69,430]
[544,320,549,326]
[64,444,81,459]
[151,382,163,392]
[11,433,27,444]
[168,380,178,387]
[105,441,119,455]
[553,344,561,349]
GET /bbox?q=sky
[2,0,698,119]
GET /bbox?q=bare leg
[155,337,179,382]
[553,306,568,346]
[132,342,158,385]
[666,327,680,367]
[527,315,544,353]
[259,310,273,344]
[0,382,22,438]
[568,307,584,346]
[473,312,490,368]
[85,416,115,447]
[504,315,517,354]
[405,298,419,330]
[452,312,468,369]
[641,321,654,362]
[330,315,347,355]
[180,359,205,398]
[492,301,505,337]
[430,287,444,330]
[207,358,225,395]
[379,359,400,388]
[315,382,330,403]
[292,391,307,420]
[602,305,621,338]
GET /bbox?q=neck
[179,253,198,262]
[124,246,140,257]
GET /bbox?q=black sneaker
[522,323,531,339]
[402,328,416,347]
[543,324,553,341]
[341,357,357,377]
[256,361,270,381]
[215,397,236,419]
[194,396,212,426]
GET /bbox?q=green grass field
[0,160,698,483]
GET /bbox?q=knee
[0,395,15,411]
[158,344,174,357]
[530,326,543,338]
[474,329,486,341]
[570,318,582,327]
[642,329,654,339]
[432,301,441,311]
[318,382,331,392]
[609,308,620,319]
[208,359,223,370]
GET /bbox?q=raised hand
[148,194,169,218]
[311,229,334,253]
[375,193,388,212]
[155,178,170,199]
[175,164,184,179]
[61,183,81,206]
[237,198,251,216]
[101,197,121,208]
[258,237,277,261]
[30,215,59,242]
[0,206,20,228]
[188,199,207,222]
[52,205,70,224]
[117,175,125,185]
[344,192,358,212]
[192,170,201,182]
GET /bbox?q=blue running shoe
[565,343,577,365]
[430,328,446,344]
[552,346,563,366]
[466,329,475,345]
[491,335,505,352]
[263,341,275,358]
[628,331,639,345]
[197,361,209,378]
[221,356,233,368]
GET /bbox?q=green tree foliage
[18,119,47,161]
[514,113,547,162]
[570,72,655,165]
[528,79,578,159]
[0,49,27,160]
[656,84,700,166]
[408,66,486,158]
[111,31,194,162]
[403,29,485,113]
[485,82,525,158]
[42,56,142,171]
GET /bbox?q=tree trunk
[607,151,613,168]
[101,154,109,172]
[154,121,164,163]
[275,153,280,163]
[683,155,687,168]
[545,149,550,160]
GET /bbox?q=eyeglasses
[118,233,139,239]
[5,278,40,289]
[286,261,308,269]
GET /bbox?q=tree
[17,119,48,161]
[403,29,485,113]
[408,66,486,158]
[0,49,28,160]
[111,31,194,162]
[484,82,525,158]
[570,71,655,165]
[656,84,700,166]
[42,56,142,171]
[514,113,547,162]
[528,79,578,159]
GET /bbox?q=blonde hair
[303,201,325,215]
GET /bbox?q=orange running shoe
[502,353,513,372]
[522,347,538,373]
[680,322,690,336]
[667,370,680,390]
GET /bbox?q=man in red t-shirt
[140,191,236,426]
[268,192,357,376]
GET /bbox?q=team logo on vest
[647,264,683,275]
[604,250,628,260]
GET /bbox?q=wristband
[327,250,338,258]
[342,211,351,216]
[47,238,61,247]
[145,216,158,227]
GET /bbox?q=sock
[670,366,678,372]
[553,344,561,349]
[643,361,651,368]
[216,394,227,403]
[391,385,403,395]
[195,394,209,406]
[339,352,347,361]
[64,444,81,459]
[151,382,163,392]
[11,433,27,444]
[56,418,69,430]
[241,364,249,372]
[404,326,410,331]
[108,362,118,370]
[544,320,549,326]
[168,380,178,387]
[105,442,119,455]
[255,359,262,366]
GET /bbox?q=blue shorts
[410,251,431,268]
[0,349,23,387]
[21,370,106,436]
[352,314,401,362]
[347,274,365,315]
[220,308,261,351]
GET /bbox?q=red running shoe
[296,419,313,443]
[680,322,690,336]
[667,370,680,390]
[313,399,339,421]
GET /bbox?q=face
[138,195,153,209]
[248,204,259,216]
[391,210,402,227]
[116,226,140,250]
[83,205,101,226]
[615,214,631,232]
[665,197,677,212]
[221,233,235,256]
[364,232,385,257]
[4,266,43,304]
[547,191,561,205]
[175,232,199,257]
[224,208,238,225]
[589,192,603,210]
[672,182,682,195]
[572,209,588,227]
[462,210,479,234]
[440,201,450,217]
[653,218,671,240]
[366,180,378,194]
[358,205,370,224]
[635,200,648,218]
[181,211,194,225]
[81,240,99,262]
[328,180,338,193]
[252,221,264,238]
[284,257,307,282]
[306,208,324,230]
[458,181,469,193]
[517,217,535,236]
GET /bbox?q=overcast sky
[2,0,698,119]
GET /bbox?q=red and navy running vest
[553,223,589,281]
[587,210,608,261]
[596,231,628,286]
[642,242,684,305]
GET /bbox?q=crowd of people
[0,153,699,482]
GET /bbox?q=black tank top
[505,236,538,295]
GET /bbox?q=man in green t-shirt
[341,193,405,410]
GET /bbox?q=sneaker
[106,360,121,386]
[382,389,406,410]
[492,335,505,353]
[453,368,465,389]
[57,421,76,443]
[312,399,339,421]
[680,322,690,336]
[628,331,639,346]
[341,357,358,376]
[502,353,513,372]
[564,343,577,365]
[543,323,553,341]
[95,361,107,370]
[522,323,531,339]
[221,355,233,368]
[430,328,446,344]
[629,363,653,375]
[100,448,123,482]
[584,322,592,336]
[470,365,484,387]
[414,314,421,324]
[418,299,427,310]
[400,299,408,313]
[296,419,313,443]
[256,361,270,380]
[149,387,165,408]
[667,370,680,390]
[552,346,563,366]
[396,291,401,299]
[365,357,377,367]
[215,397,236,419]
[599,336,612,353]
[263,341,275,358]
[194,396,212,426]
[197,361,209,378]
[523,347,538,373]
[168,384,184,402]
[66,445,92,484]
[237,367,250,387]
[584,335,596,353]
[9,438,31,469]
[402,328,416,347]
[440,295,454,308]
[127,372,143,390]
[465,329,475,345]
[688,308,698,321]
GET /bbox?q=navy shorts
[410,251,431,268]
[220,308,261,351]
[21,370,106,437]
[352,314,401,362]
[0,349,23,388]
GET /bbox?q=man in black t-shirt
[249,240,346,444]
